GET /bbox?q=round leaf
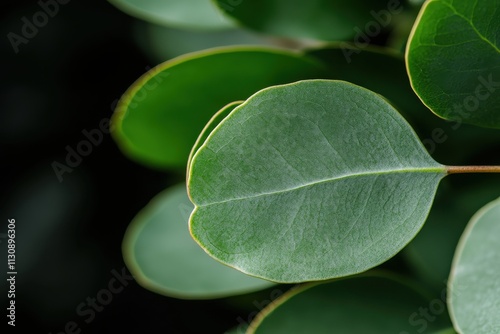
[406,0,500,128]
[213,0,393,41]
[108,0,233,30]
[448,197,500,333]
[188,80,446,283]
[111,47,326,169]
[249,274,451,333]
[122,183,273,299]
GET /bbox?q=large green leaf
[111,47,326,169]
[122,183,273,299]
[448,197,500,333]
[213,0,395,41]
[406,0,500,128]
[188,80,446,283]
[108,0,233,30]
[249,274,451,333]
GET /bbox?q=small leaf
[111,47,326,169]
[406,0,500,128]
[249,274,451,333]
[188,80,446,283]
[448,197,500,333]
[108,0,233,30]
[122,183,273,299]
[213,0,395,41]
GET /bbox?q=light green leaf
[188,80,446,283]
[249,274,451,333]
[108,0,233,30]
[111,47,326,169]
[213,0,396,41]
[406,0,500,128]
[448,197,500,333]
[122,183,273,299]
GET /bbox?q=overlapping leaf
[249,274,451,333]
[188,80,447,282]
[111,47,326,169]
[122,183,273,299]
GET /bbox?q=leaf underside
[188,80,446,283]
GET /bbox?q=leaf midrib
[196,166,445,207]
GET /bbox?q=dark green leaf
[249,274,451,333]
[111,47,326,169]
[406,0,500,128]
[213,0,397,41]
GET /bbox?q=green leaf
[406,0,500,128]
[448,197,500,333]
[108,0,233,30]
[404,179,500,290]
[122,183,273,299]
[187,101,242,175]
[213,0,396,41]
[111,47,326,169]
[306,45,500,164]
[249,274,451,333]
[188,80,446,283]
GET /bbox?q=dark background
[0,1,274,333]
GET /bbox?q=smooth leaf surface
[406,0,500,128]
[122,183,273,299]
[108,0,233,30]
[449,197,500,333]
[249,274,451,333]
[213,0,393,41]
[111,47,326,169]
[188,80,446,283]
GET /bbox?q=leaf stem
[446,166,500,174]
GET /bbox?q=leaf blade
[188,80,446,282]
[448,197,500,333]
